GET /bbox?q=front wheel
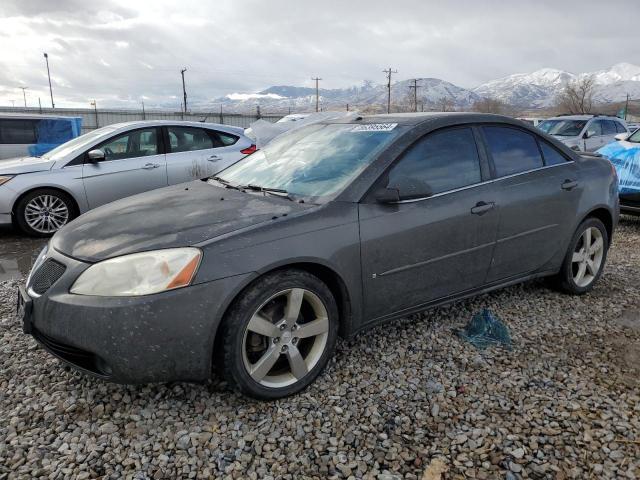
[551,217,609,294]
[219,270,339,399]
[15,189,77,237]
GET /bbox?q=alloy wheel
[242,288,329,388]
[571,226,604,288]
[24,194,69,234]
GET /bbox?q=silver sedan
[0,120,256,236]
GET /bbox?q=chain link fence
[0,106,284,132]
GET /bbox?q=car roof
[102,120,246,135]
[545,114,622,121]
[327,112,527,126]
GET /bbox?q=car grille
[30,259,66,294]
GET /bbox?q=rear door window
[167,126,214,153]
[482,126,543,177]
[602,121,617,135]
[0,119,38,144]
[387,127,482,195]
[615,122,628,133]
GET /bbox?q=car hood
[52,181,314,262]
[0,156,55,174]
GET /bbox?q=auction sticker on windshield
[351,123,397,132]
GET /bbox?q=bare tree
[472,97,507,114]
[438,96,454,112]
[555,75,596,114]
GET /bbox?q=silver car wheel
[571,226,604,288]
[24,194,70,234]
[242,288,329,388]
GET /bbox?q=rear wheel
[219,269,338,399]
[550,217,608,294]
[15,189,77,237]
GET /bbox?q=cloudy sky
[1,0,639,109]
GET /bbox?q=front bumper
[24,248,252,383]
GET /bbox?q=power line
[311,77,322,112]
[408,79,421,113]
[180,68,188,115]
[383,67,397,114]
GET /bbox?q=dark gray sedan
[19,113,619,399]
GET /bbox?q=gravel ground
[1,220,639,479]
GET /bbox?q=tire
[550,217,609,294]
[219,269,339,399]
[15,188,77,237]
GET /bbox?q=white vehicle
[0,120,255,235]
[538,115,628,152]
[517,117,545,127]
[0,113,82,160]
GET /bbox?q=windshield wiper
[210,176,243,191]
[244,184,296,201]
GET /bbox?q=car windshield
[627,129,640,143]
[213,123,406,201]
[41,125,120,161]
[538,119,587,136]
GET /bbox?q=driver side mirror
[87,149,105,163]
[375,176,433,203]
[583,130,595,139]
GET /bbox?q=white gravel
[1,219,639,479]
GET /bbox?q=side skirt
[348,269,558,338]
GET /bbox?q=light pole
[43,52,55,108]
[19,87,28,108]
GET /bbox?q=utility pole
[408,79,421,112]
[141,99,146,120]
[43,53,55,108]
[19,87,28,108]
[90,100,98,128]
[38,97,42,114]
[624,93,630,120]
[180,68,188,114]
[311,77,322,112]
[346,103,349,112]
[383,67,397,114]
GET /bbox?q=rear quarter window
[539,141,569,166]
[482,126,543,177]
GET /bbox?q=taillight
[240,144,257,155]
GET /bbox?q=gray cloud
[0,0,639,108]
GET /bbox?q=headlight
[0,175,14,186]
[70,248,202,296]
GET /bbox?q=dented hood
[52,181,312,262]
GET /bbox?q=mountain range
[214,63,640,113]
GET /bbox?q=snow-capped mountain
[473,63,640,108]
[213,63,640,113]
[216,78,480,113]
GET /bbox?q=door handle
[142,163,160,170]
[207,155,222,162]
[471,201,495,216]
[561,179,578,191]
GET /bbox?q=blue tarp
[456,309,512,350]
[27,117,82,157]
[598,141,640,194]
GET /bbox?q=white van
[0,113,82,160]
